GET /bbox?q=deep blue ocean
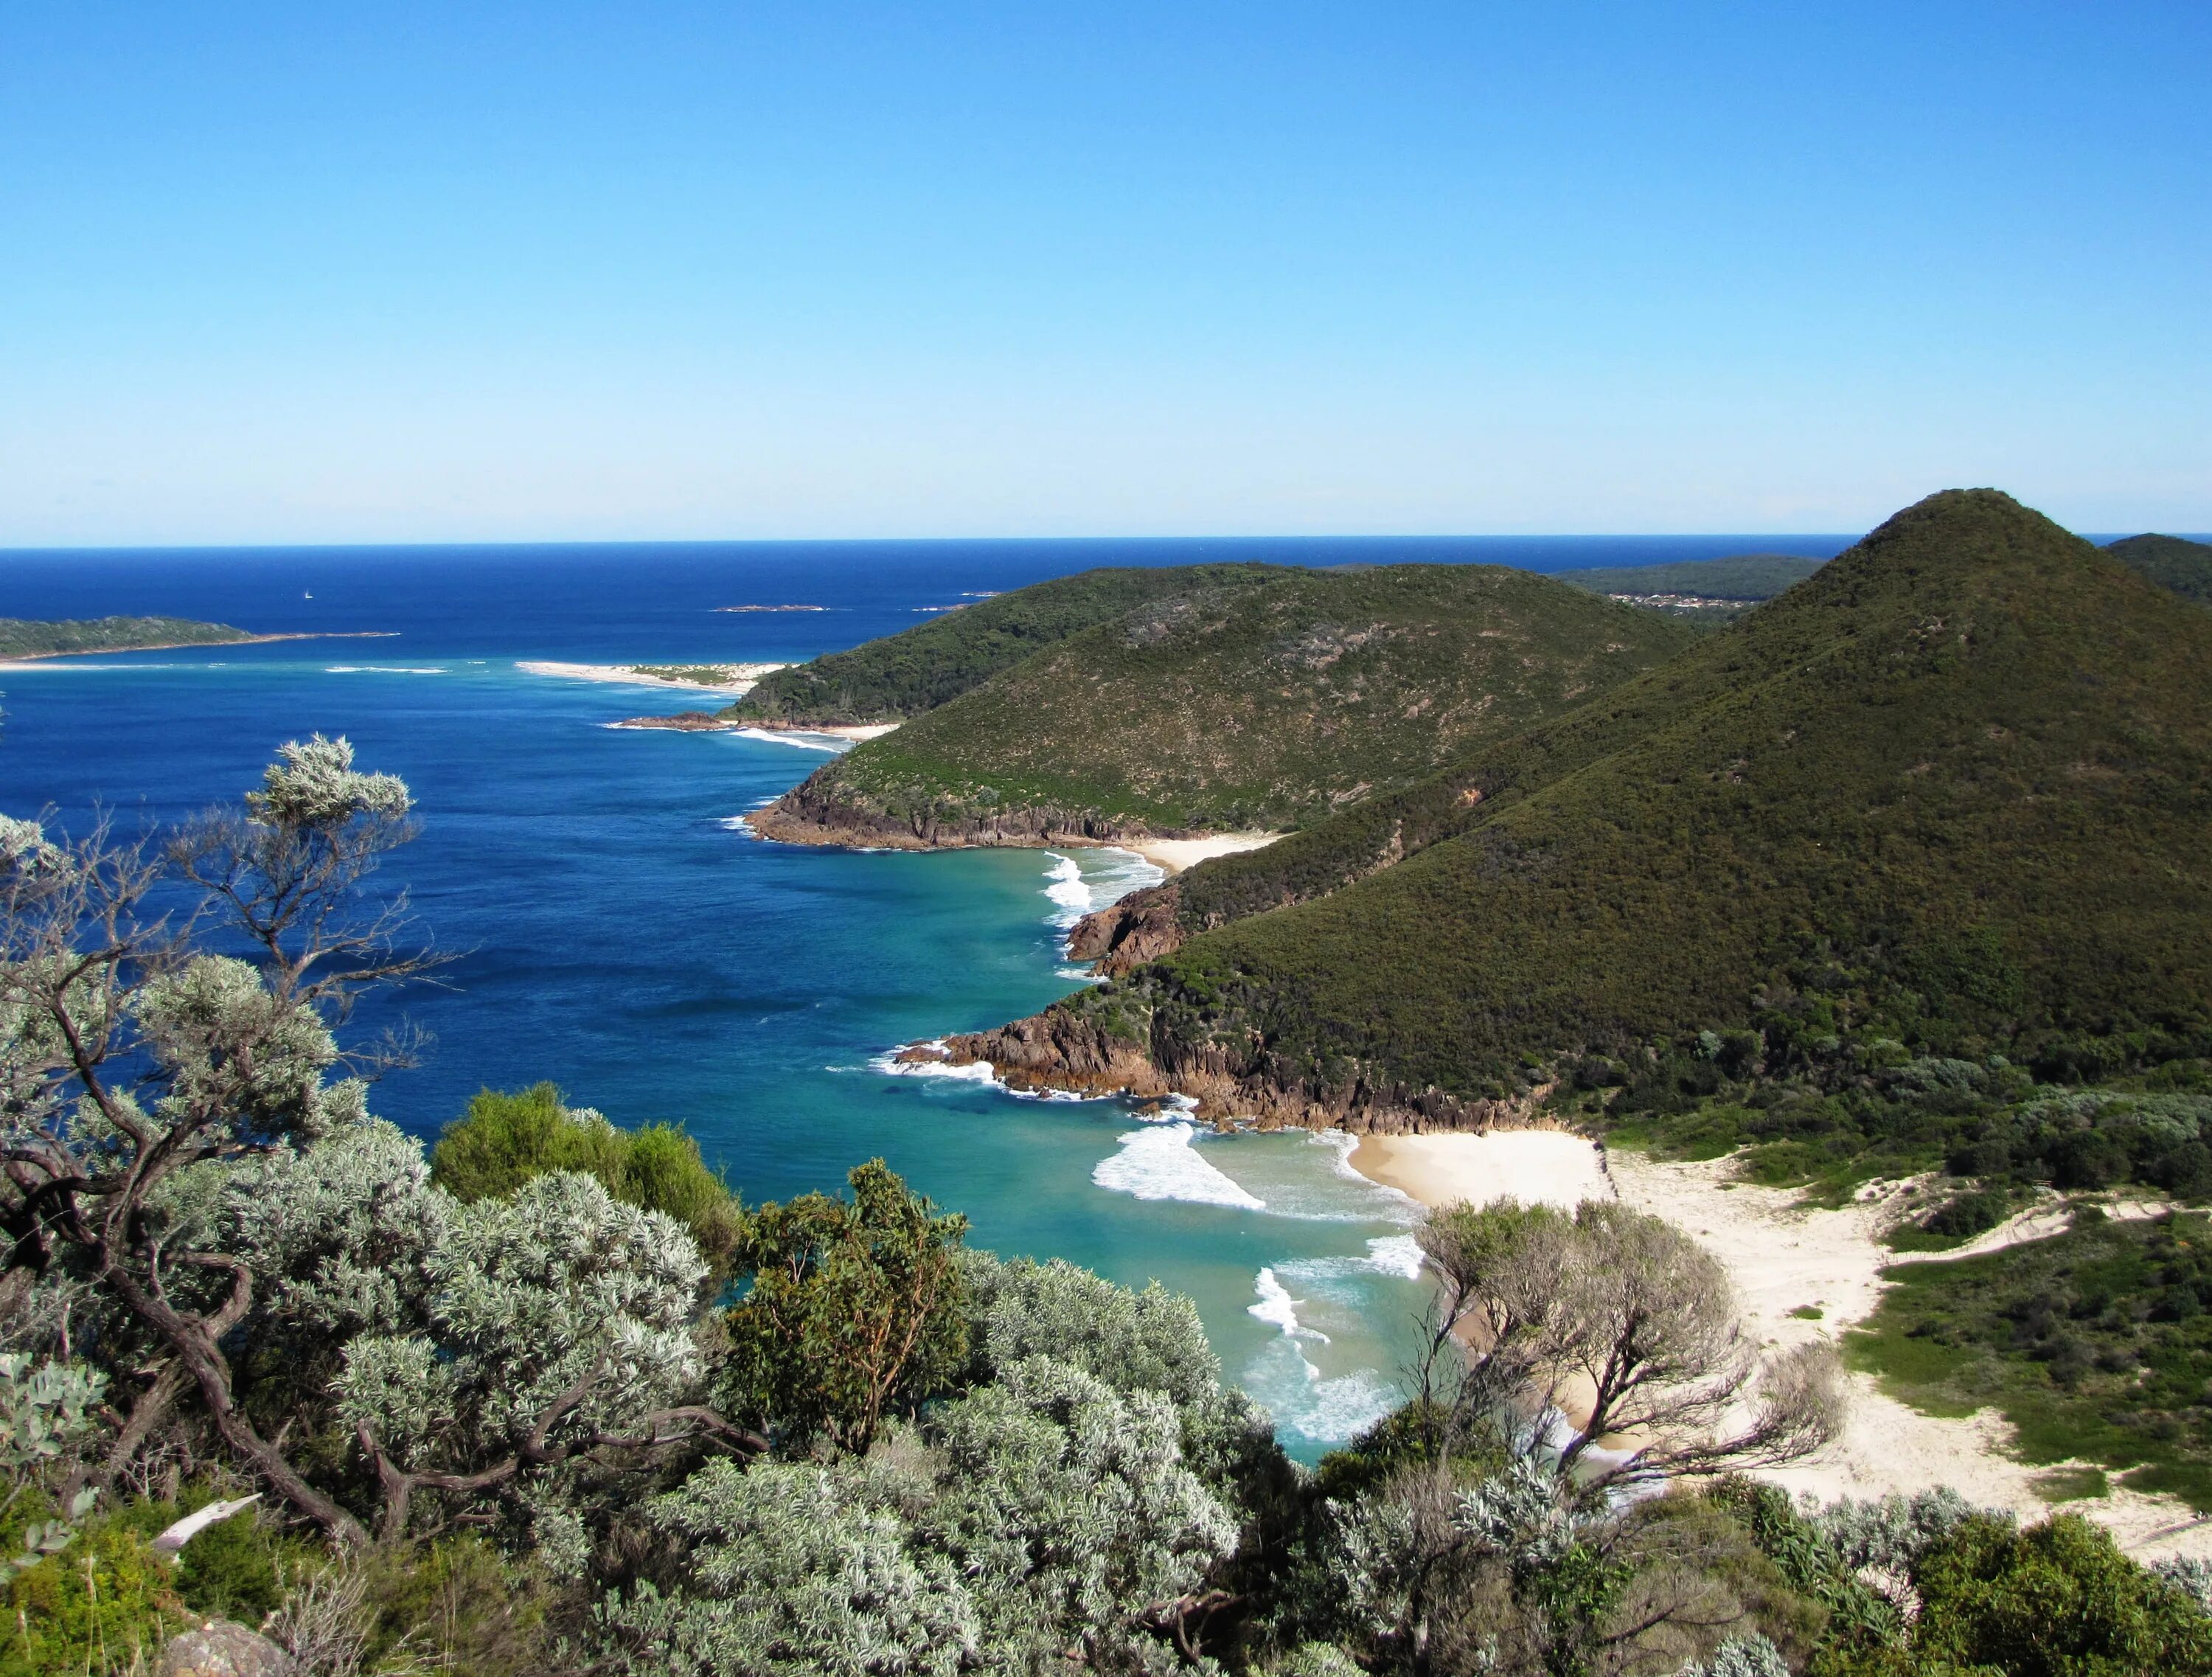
[0,533,1851,1457]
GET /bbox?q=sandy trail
[1348,1131,2212,1560]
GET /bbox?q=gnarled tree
[1418,1198,1842,1487]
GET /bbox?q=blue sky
[2,2,2205,544]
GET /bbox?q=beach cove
[1343,1125,2212,1561]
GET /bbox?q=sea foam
[731,727,845,754]
[1092,1121,1265,1209]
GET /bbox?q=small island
[0,616,397,662]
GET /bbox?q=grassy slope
[724,563,1284,726]
[1550,552,1829,600]
[0,616,251,658]
[792,564,1700,835]
[1132,490,2212,1094]
[2107,533,2212,606]
[1849,1211,2212,1508]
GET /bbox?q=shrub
[432,1084,740,1277]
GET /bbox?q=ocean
[0,532,1851,1458]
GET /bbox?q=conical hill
[1014,490,2212,1116]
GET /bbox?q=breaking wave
[1092,1121,1266,1209]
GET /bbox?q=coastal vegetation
[10,736,2210,1673]
[999,490,2209,1133]
[1550,553,1829,620]
[1548,553,1827,600]
[726,563,1287,726]
[2106,532,2212,606]
[626,663,764,688]
[1848,1208,2212,1510]
[0,614,260,659]
[756,563,1697,846]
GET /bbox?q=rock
[158,1621,295,1677]
[610,710,732,731]
[1065,883,1186,972]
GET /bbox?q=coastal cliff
[1063,882,1186,973]
[911,1000,1557,1136]
[747,774,1202,852]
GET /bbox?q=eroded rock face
[1065,883,1186,973]
[158,1622,295,1677]
[932,1008,1556,1136]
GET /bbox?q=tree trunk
[105,1266,369,1546]
[101,1360,187,1485]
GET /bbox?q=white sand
[1124,832,1281,875]
[1346,1131,2212,1560]
[1351,1129,1612,1210]
[516,660,787,693]
[1607,1151,2211,1560]
[797,722,899,741]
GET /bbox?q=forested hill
[1550,552,1827,601]
[2107,532,2212,606]
[966,490,2212,1128]
[751,564,1698,850]
[723,563,1285,726]
[0,615,254,659]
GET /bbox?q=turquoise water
[0,537,1850,1456]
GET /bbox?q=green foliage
[730,563,1286,725]
[356,1535,560,1677]
[1551,552,1828,601]
[1908,1512,2212,1675]
[0,1354,105,1572]
[720,1161,970,1452]
[0,1509,185,1677]
[432,1083,740,1275]
[2105,532,2212,607]
[627,664,748,686]
[0,614,252,659]
[1846,1211,2212,1510]
[607,1357,1239,1676]
[335,1169,709,1535]
[1110,490,2212,1107]
[779,561,1697,838]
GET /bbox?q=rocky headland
[900,1007,1557,1136]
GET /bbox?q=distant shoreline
[0,629,399,664]
[515,659,787,694]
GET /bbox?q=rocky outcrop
[159,1622,294,1677]
[1065,883,1188,973]
[926,1005,1557,1136]
[750,773,1196,854]
[611,710,734,731]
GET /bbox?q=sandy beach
[1349,1129,1611,1209]
[1123,832,1281,875]
[516,659,787,693]
[1347,1130,2212,1560]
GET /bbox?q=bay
[0,534,1848,1456]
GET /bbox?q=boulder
[158,1620,294,1677]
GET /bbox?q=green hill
[723,563,1285,726]
[973,490,2212,1123]
[752,563,1699,848]
[2106,533,2212,605]
[0,615,253,659]
[1550,552,1829,602]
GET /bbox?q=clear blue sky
[3,2,2205,544]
